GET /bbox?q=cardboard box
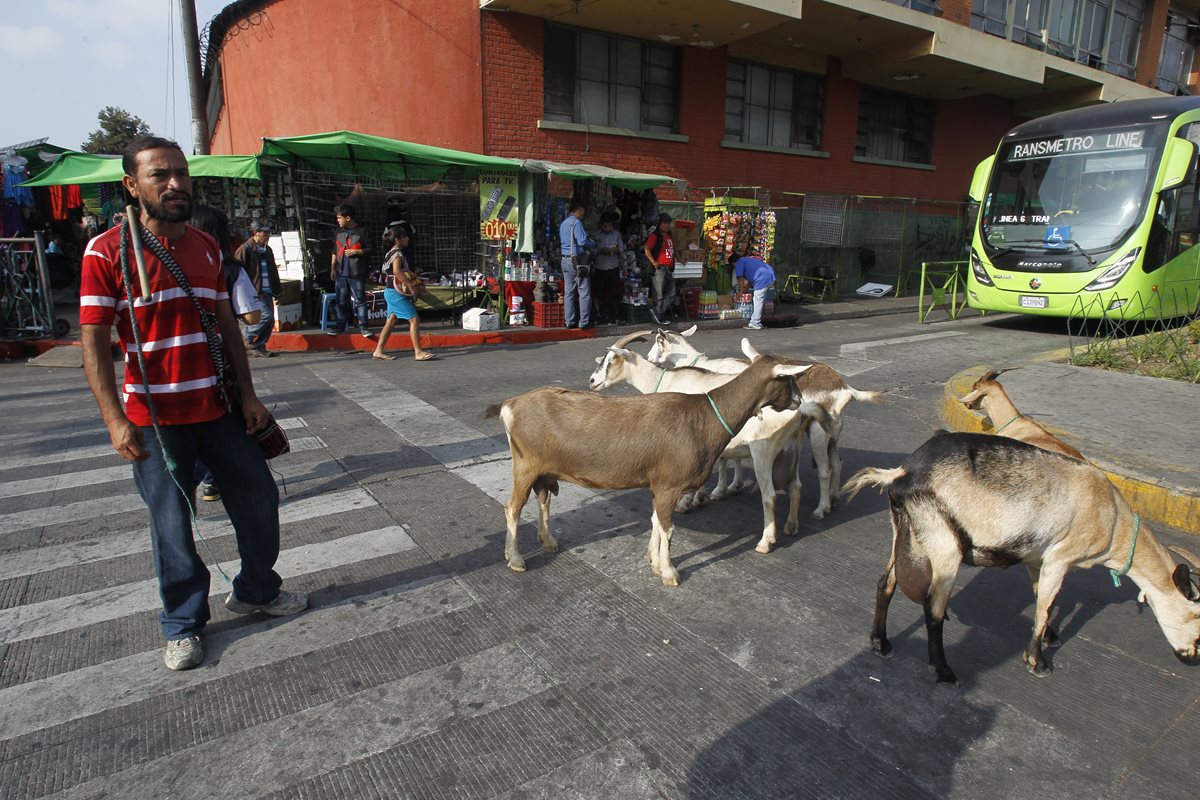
[462,308,499,331]
[277,278,302,306]
[274,301,302,331]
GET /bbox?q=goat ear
[1171,563,1200,601]
[959,389,983,409]
[682,325,697,338]
[594,356,603,365]
[774,364,812,378]
[742,338,762,360]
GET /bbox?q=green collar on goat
[1109,513,1141,587]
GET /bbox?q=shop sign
[479,170,519,241]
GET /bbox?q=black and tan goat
[486,340,812,586]
[958,368,1086,460]
[844,431,1200,684]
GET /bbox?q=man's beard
[141,193,192,223]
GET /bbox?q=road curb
[942,365,1200,533]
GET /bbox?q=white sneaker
[225,589,308,616]
[164,635,204,671]
[744,323,764,330]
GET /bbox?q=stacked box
[274,302,302,331]
[621,302,653,324]
[532,301,565,328]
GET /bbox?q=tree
[80,107,152,154]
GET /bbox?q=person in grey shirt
[591,209,624,324]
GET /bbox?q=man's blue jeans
[243,292,275,351]
[561,256,592,327]
[334,274,369,332]
[132,412,282,640]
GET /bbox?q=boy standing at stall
[328,204,372,338]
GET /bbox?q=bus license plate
[1019,295,1048,309]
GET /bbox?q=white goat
[588,338,833,553]
[487,340,812,586]
[647,325,884,518]
[844,431,1200,684]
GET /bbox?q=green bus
[966,97,1200,319]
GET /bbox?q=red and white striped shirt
[79,224,229,427]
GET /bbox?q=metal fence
[1067,288,1200,383]
[1,235,56,339]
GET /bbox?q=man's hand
[109,418,150,462]
[241,394,270,434]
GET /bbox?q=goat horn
[613,330,652,348]
[1167,545,1200,571]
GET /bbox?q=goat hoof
[661,571,681,587]
[810,508,829,521]
[755,542,773,554]
[1042,628,1061,648]
[506,558,527,573]
[871,638,893,659]
[540,540,559,554]
[709,491,727,502]
[783,523,799,537]
[1025,657,1052,678]
[932,666,958,684]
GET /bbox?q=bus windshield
[981,124,1164,263]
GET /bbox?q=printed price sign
[481,219,518,240]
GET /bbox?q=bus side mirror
[1159,138,1197,190]
[968,155,995,203]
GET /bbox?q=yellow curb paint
[942,365,1200,535]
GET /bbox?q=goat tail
[841,466,906,501]
[484,403,503,420]
[799,401,835,436]
[817,387,886,415]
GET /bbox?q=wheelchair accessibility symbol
[1044,225,1070,249]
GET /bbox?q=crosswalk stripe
[0,493,147,537]
[0,443,119,471]
[0,524,416,645]
[0,465,132,499]
[0,573,471,739]
[308,365,505,469]
[0,486,376,581]
[39,642,553,800]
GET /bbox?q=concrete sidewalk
[943,362,1200,532]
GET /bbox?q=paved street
[1,312,1196,799]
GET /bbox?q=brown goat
[485,340,812,586]
[959,368,1086,460]
[844,431,1200,684]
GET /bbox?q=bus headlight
[1083,248,1140,292]
[970,249,993,286]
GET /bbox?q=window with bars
[543,23,679,134]
[856,88,934,165]
[724,60,823,151]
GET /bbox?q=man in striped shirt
[80,137,306,672]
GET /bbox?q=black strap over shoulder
[121,219,231,408]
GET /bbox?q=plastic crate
[682,287,701,316]
[621,302,653,324]
[532,301,565,328]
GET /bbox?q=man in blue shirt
[558,199,595,329]
[730,252,776,330]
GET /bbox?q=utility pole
[179,0,210,154]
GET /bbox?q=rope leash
[992,413,1022,435]
[120,219,231,584]
[1109,513,1140,587]
[705,392,735,436]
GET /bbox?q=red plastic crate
[533,301,565,328]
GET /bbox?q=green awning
[259,131,522,178]
[519,158,684,191]
[20,152,262,187]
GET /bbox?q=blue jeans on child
[334,274,369,332]
[131,412,282,640]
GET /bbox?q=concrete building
[202,0,1196,203]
